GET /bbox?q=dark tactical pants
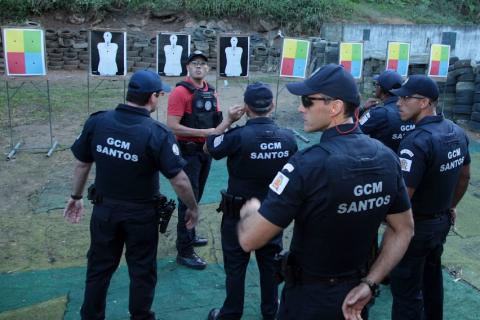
[217,215,282,320]
[278,280,368,320]
[81,202,159,320]
[390,212,451,320]
[176,151,212,255]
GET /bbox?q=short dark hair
[247,102,272,116]
[323,94,357,118]
[343,101,357,118]
[378,85,394,97]
[126,91,152,106]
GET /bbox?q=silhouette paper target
[90,30,126,76]
[218,35,249,77]
[157,33,190,77]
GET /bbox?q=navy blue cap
[244,82,273,112]
[286,64,360,106]
[128,70,170,93]
[187,50,208,63]
[373,70,403,91]
[390,75,439,101]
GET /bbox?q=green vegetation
[0,0,479,34]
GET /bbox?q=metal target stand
[4,77,58,160]
[3,26,58,160]
[87,75,127,115]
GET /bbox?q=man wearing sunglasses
[168,51,243,270]
[64,70,200,320]
[389,75,471,320]
[360,70,415,152]
[235,64,414,319]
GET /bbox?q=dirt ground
[0,70,300,269]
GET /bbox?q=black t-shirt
[259,125,411,277]
[71,104,186,201]
[360,96,415,152]
[206,117,298,200]
[398,115,470,216]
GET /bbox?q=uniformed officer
[63,70,200,320]
[167,51,243,270]
[389,75,471,320]
[360,70,415,152]
[235,64,415,320]
[205,83,298,320]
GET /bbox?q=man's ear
[330,100,344,117]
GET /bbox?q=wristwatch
[71,194,83,200]
[360,277,379,297]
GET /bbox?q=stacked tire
[451,60,475,121]
[469,65,480,132]
[441,61,458,118]
[0,34,4,74]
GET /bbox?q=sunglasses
[301,95,333,108]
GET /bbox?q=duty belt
[298,271,363,285]
[179,141,204,154]
[414,210,449,222]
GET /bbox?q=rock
[54,12,65,22]
[259,19,278,32]
[68,14,85,25]
[184,21,196,29]
[161,16,177,24]
[151,9,178,18]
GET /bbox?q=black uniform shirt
[72,104,186,201]
[398,114,470,215]
[206,117,298,200]
[360,96,415,151]
[259,124,411,277]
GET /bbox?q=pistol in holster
[273,250,300,287]
[154,194,176,234]
[216,190,246,218]
[87,184,103,204]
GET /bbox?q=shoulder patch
[172,143,180,156]
[399,148,414,158]
[213,134,224,148]
[399,157,412,172]
[269,172,289,195]
[282,163,294,173]
[359,111,370,125]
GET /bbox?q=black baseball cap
[390,75,439,101]
[187,50,208,63]
[286,64,360,106]
[244,82,273,112]
[128,70,171,93]
[373,70,403,91]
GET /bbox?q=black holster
[273,250,299,287]
[154,195,176,234]
[217,190,246,218]
[87,184,102,204]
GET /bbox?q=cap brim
[286,81,317,96]
[390,87,412,97]
[161,83,171,93]
[188,54,208,63]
